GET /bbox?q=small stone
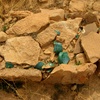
[81,32,100,63]
[75,53,87,64]
[0,31,7,42]
[71,84,77,91]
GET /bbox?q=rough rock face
[10,10,33,18]
[36,21,76,47]
[0,68,42,81]
[41,9,65,21]
[69,0,87,12]
[65,18,82,32]
[81,32,100,63]
[0,36,41,65]
[0,31,8,42]
[43,63,97,84]
[93,1,100,12]
[6,13,49,35]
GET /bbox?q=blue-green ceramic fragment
[54,42,63,54]
[54,30,60,35]
[58,52,70,64]
[6,62,14,68]
[34,62,44,70]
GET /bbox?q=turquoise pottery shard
[54,42,63,54]
[54,30,60,35]
[58,52,70,64]
[34,62,44,70]
[5,62,14,68]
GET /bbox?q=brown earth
[0,0,100,100]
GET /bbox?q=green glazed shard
[34,62,44,70]
[54,30,60,35]
[58,52,70,64]
[54,42,63,54]
[6,62,14,68]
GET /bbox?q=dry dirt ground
[0,0,100,100]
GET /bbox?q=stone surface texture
[0,36,41,65]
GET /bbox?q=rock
[74,38,83,54]
[0,56,3,62]
[39,0,48,3]
[0,68,42,82]
[10,10,33,18]
[65,18,82,32]
[0,60,5,70]
[0,36,41,65]
[36,21,76,47]
[81,12,98,26]
[6,13,49,35]
[49,9,64,21]
[0,31,7,42]
[75,53,87,64]
[93,1,100,12]
[43,63,97,84]
[41,9,64,21]
[84,22,98,34]
[69,0,87,12]
[81,32,100,63]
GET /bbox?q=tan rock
[36,21,76,47]
[84,22,98,34]
[10,10,33,18]
[0,60,5,70]
[0,31,7,42]
[93,1,100,12]
[74,36,83,54]
[6,13,49,35]
[41,9,64,21]
[0,36,41,65]
[69,0,87,12]
[39,0,48,3]
[0,68,42,81]
[0,56,3,62]
[65,18,82,32]
[81,32,100,63]
[76,53,87,64]
[43,63,97,84]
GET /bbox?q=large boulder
[43,63,97,84]
[0,36,41,65]
[6,12,49,35]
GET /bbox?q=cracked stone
[0,36,41,65]
[43,63,97,84]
